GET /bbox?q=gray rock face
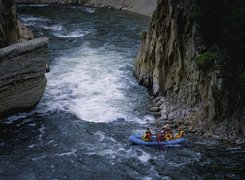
[85,0,157,16]
[0,0,20,48]
[0,0,34,48]
[15,0,157,16]
[18,21,34,41]
[0,37,48,118]
[16,0,87,4]
[134,0,244,141]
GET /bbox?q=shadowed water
[0,5,244,180]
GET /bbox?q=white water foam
[94,131,106,142]
[142,177,153,180]
[39,44,146,123]
[142,115,156,122]
[53,30,86,38]
[21,16,49,22]
[31,155,47,161]
[3,112,30,124]
[54,149,77,157]
[138,150,151,163]
[38,125,46,141]
[18,16,49,27]
[84,8,96,14]
[41,25,63,31]
[19,4,49,7]
[97,149,117,159]
[29,144,35,149]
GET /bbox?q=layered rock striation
[134,0,244,142]
[0,37,48,118]
[85,0,157,16]
[16,0,157,16]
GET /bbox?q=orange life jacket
[175,131,184,139]
[142,132,152,141]
[164,132,173,140]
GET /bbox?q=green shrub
[140,30,147,40]
[152,10,157,19]
[195,51,218,69]
[240,72,245,87]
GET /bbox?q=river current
[0,4,244,180]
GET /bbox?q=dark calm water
[0,4,244,180]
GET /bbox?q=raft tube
[129,135,186,146]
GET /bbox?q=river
[0,4,244,179]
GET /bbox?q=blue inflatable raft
[129,135,186,146]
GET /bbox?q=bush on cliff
[195,51,218,69]
[193,0,245,108]
[140,30,147,40]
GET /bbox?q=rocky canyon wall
[134,0,244,142]
[16,0,157,16]
[0,0,34,49]
[16,0,87,4]
[0,0,20,48]
[85,0,157,16]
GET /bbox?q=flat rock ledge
[0,37,49,119]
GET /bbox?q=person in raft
[163,124,173,140]
[175,130,184,139]
[142,127,152,141]
[157,124,173,141]
[157,130,165,142]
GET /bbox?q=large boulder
[0,37,48,118]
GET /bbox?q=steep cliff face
[16,0,157,16]
[134,0,244,141]
[0,0,33,48]
[16,0,87,4]
[85,0,157,16]
[0,0,20,48]
[0,37,48,118]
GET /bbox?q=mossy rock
[140,30,147,40]
[195,51,218,69]
[152,10,157,19]
[239,72,245,87]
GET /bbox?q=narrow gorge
[134,0,244,142]
[0,0,244,179]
